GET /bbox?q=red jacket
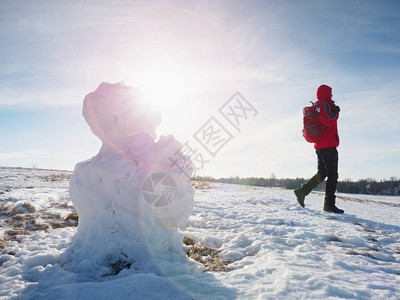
[314,85,340,149]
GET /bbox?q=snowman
[66,82,199,277]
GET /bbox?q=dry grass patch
[5,229,30,239]
[0,202,11,216]
[5,213,49,232]
[363,228,377,233]
[43,210,78,229]
[351,221,362,226]
[41,211,63,220]
[56,202,74,209]
[1,202,36,217]
[65,212,79,223]
[1,200,77,248]
[48,211,78,228]
[0,238,8,249]
[0,187,12,195]
[192,181,213,190]
[21,202,36,213]
[346,249,376,260]
[107,260,132,276]
[183,236,231,272]
[38,173,71,182]
[50,221,70,229]
[11,202,35,215]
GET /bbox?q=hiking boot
[323,195,344,213]
[323,204,344,214]
[294,174,324,209]
[294,188,305,208]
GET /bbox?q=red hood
[316,85,332,102]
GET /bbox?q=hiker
[295,84,344,214]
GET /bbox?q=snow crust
[68,82,198,277]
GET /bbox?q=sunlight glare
[125,65,191,114]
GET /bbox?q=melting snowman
[66,82,199,277]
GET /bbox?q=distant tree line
[336,177,400,195]
[192,175,400,196]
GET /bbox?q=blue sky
[1,0,400,180]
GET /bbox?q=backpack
[302,101,325,143]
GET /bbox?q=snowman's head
[83,82,161,146]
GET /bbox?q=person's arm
[319,101,339,127]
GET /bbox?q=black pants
[316,147,338,201]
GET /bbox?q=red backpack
[302,102,325,143]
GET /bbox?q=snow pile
[66,82,199,277]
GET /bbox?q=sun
[124,65,191,114]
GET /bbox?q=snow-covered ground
[1,167,399,299]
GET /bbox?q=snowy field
[1,167,399,299]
